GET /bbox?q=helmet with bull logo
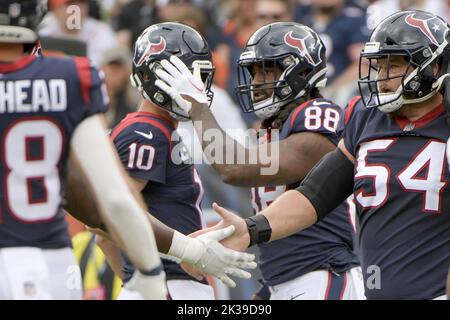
[358,10,449,113]
[130,22,214,120]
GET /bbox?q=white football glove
[154,55,208,114]
[124,269,168,300]
[167,226,257,288]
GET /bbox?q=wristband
[244,215,272,247]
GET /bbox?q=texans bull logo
[405,14,440,46]
[284,31,322,66]
[136,36,167,66]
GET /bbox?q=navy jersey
[253,98,359,286]
[295,5,370,83]
[342,97,450,299]
[111,112,205,282]
[0,55,108,248]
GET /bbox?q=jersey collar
[393,104,445,130]
[0,55,37,73]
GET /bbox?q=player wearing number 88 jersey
[252,98,363,300]
[251,98,361,300]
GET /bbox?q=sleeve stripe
[74,57,92,106]
[344,96,361,125]
[290,99,315,129]
[111,117,173,151]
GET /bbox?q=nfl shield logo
[403,123,415,132]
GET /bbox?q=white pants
[269,267,366,300]
[0,247,82,300]
[118,279,215,300]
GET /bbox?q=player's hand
[170,225,257,288]
[192,225,256,288]
[189,203,250,252]
[124,270,168,300]
[154,55,208,113]
[210,203,251,251]
[180,262,206,281]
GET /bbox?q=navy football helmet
[358,10,450,113]
[130,22,214,120]
[235,22,328,119]
[0,0,48,44]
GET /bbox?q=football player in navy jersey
[0,0,168,299]
[94,22,257,299]
[155,22,364,300]
[294,0,370,96]
[0,1,256,300]
[175,10,450,300]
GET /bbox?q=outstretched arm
[207,140,356,250]
[66,156,174,253]
[66,139,257,288]
[95,235,124,280]
[189,104,336,187]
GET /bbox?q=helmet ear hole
[152,90,170,106]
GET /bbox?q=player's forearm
[65,154,106,229]
[66,153,175,254]
[146,214,174,254]
[189,105,272,186]
[247,146,355,245]
[262,190,318,241]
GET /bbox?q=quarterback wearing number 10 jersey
[110,111,210,297]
